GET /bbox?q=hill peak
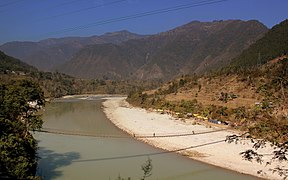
[104,30,138,36]
[59,19,268,80]
[0,30,145,70]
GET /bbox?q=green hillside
[230,19,288,69]
[0,51,37,73]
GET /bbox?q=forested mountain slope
[230,19,288,69]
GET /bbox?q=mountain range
[0,30,145,71]
[0,19,268,80]
[1,19,287,97]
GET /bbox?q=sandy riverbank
[103,97,287,180]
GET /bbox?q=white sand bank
[103,97,287,179]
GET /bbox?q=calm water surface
[35,97,258,180]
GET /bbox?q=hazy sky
[0,0,287,44]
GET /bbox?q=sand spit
[103,97,287,180]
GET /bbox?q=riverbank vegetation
[0,79,44,179]
[128,57,288,143]
[127,57,288,179]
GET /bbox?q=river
[35,96,258,180]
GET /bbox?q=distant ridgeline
[56,20,269,80]
[1,20,269,80]
[0,30,146,71]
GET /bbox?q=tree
[0,79,44,179]
[113,158,153,180]
[226,133,288,179]
[141,157,153,180]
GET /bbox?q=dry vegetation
[128,58,288,144]
[165,75,261,109]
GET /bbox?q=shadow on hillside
[36,147,80,180]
